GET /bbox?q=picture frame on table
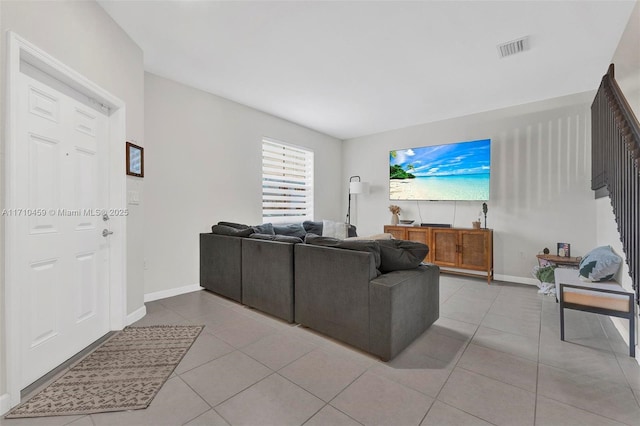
[126,141,144,178]
[557,242,570,257]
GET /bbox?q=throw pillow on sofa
[304,234,381,269]
[378,239,429,273]
[250,233,303,244]
[211,224,255,237]
[218,221,250,230]
[579,245,622,282]
[303,220,358,237]
[322,219,348,239]
[273,223,307,238]
[251,223,275,235]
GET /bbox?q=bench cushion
[555,268,631,312]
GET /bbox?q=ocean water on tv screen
[390,174,489,200]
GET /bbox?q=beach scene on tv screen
[390,139,491,200]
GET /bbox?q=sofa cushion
[303,220,358,237]
[377,239,429,273]
[579,245,622,282]
[211,224,255,237]
[322,219,348,239]
[303,221,323,235]
[218,221,250,230]
[273,223,307,238]
[250,233,303,244]
[251,223,275,235]
[304,234,381,269]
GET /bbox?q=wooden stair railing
[591,63,640,304]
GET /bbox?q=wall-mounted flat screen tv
[390,138,491,201]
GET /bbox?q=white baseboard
[126,305,147,325]
[0,393,10,416]
[493,274,539,286]
[144,283,203,303]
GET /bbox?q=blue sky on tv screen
[390,139,490,177]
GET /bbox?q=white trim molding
[493,274,539,286]
[3,32,127,409]
[126,305,147,325]
[145,284,203,303]
[0,393,10,416]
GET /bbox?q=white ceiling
[98,0,637,140]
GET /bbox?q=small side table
[536,254,581,267]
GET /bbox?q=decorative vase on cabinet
[391,214,399,225]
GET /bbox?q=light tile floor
[3,275,640,426]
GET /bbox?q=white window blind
[262,139,314,223]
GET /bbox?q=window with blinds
[262,139,314,223]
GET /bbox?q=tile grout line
[172,375,218,425]
[417,280,503,425]
[533,288,545,426]
[537,299,640,425]
[269,362,366,426]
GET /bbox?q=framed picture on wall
[126,141,144,177]
[557,242,570,257]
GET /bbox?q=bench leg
[629,300,635,358]
[560,304,565,341]
[630,317,635,358]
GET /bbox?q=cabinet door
[431,229,458,267]
[406,228,431,262]
[459,230,489,271]
[384,226,406,240]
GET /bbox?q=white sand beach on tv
[390,175,490,201]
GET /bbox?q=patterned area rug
[5,325,203,418]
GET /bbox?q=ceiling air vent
[497,36,529,58]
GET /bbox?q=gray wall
[0,0,145,398]
[343,92,596,283]
[143,73,343,296]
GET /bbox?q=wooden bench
[555,268,635,357]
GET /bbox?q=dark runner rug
[5,325,203,418]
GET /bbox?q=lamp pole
[347,176,361,225]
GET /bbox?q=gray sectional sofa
[294,243,439,361]
[199,221,440,361]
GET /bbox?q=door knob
[102,229,114,237]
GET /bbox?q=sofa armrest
[200,233,242,302]
[370,264,440,361]
[294,244,377,352]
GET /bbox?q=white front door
[14,63,111,388]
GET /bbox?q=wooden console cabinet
[384,226,494,284]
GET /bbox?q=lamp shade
[349,181,369,195]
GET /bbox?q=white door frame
[3,32,127,407]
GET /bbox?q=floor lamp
[347,176,369,225]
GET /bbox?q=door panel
[18,71,110,388]
[29,134,60,234]
[75,252,97,323]
[460,231,489,271]
[28,259,60,347]
[431,229,458,267]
